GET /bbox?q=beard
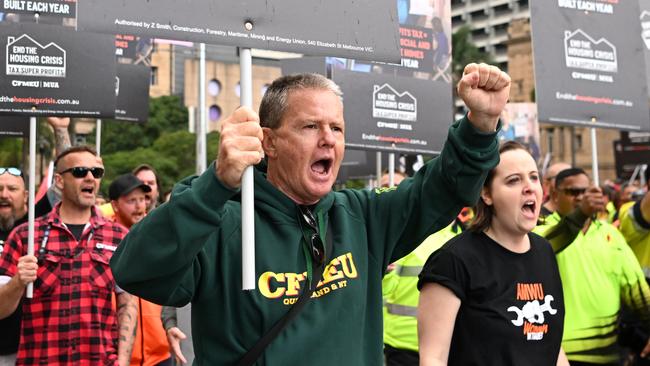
[0,211,16,232]
[145,194,158,212]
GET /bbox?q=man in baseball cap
[109,174,172,366]
[109,174,151,229]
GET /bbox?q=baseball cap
[109,174,152,201]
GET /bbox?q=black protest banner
[336,149,372,184]
[613,139,650,179]
[0,23,116,117]
[530,0,650,131]
[0,0,75,18]
[115,64,150,122]
[364,1,452,83]
[115,34,152,65]
[76,0,400,63]
[640,0,650,123]
[333,68,450,155]
[0,116,28,137]
[396,25,434,72]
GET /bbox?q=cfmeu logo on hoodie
[258,252,358,306]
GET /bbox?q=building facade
[452,0,530,71]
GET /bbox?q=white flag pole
[376,152,382,188]
[388,153,395,187]
[240,46,255,290]
[26,116,36,298]
[590,118,599,188]
[95,119,102,156]
[196,43,207,174]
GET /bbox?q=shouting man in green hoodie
[110,64,510,365]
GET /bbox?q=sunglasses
[0,167,22,177]
[561,187,586,197]
[297,205,325,267]
[59,166,105,179]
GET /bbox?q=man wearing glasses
[111,64,510,365]
[0,146,137,366]
[536,168,650,365]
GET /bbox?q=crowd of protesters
[0,66,648,366]
[0,117,189,366]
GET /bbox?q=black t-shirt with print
[418,230,565,366]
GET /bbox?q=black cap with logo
[109,174,151,201]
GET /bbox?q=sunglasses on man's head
[297,205,326,267]
[561,187,586,197]
[0,167,22,177]
[59,166,105,179]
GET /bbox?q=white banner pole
[240,46,255,290]
[26,117,36,298]
[376,152,382,188]
[95,119,101,156]
[590,118,599,188]
[388,153,395,187]
[196,43,207,174]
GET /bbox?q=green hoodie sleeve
[110,162,239,306]
[161,306,178,331]
[345,115,500,267]
[536,209,590,253]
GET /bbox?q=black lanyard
[37,223,52,260]
[238,213,334,366]
[37,223,93,260]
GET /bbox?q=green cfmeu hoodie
[110,116,499,365]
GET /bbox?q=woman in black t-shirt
[417,141,568,366]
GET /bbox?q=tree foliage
[89,95,189,153]
[451,26,495,81]
[0,118,56,171]
[0,137,23,168]
[88,95,220,197]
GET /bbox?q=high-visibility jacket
[99,202,115,221]
[619,200,650,277]
[535,212,650,364]
[606,201,617,223]
[130,298,170,366]
[382,221,463,352]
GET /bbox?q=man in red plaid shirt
[0,146,137,365]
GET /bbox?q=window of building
[494,44,507,54]
[209,105,222,121]
[546,128,554,154]
[471,9,487,21]
[452,15,464,27]
[575,133,583,150]
[150,66,158,86]
[208,79,222,96]
[493,3,511,16]
[493,23,509,36]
